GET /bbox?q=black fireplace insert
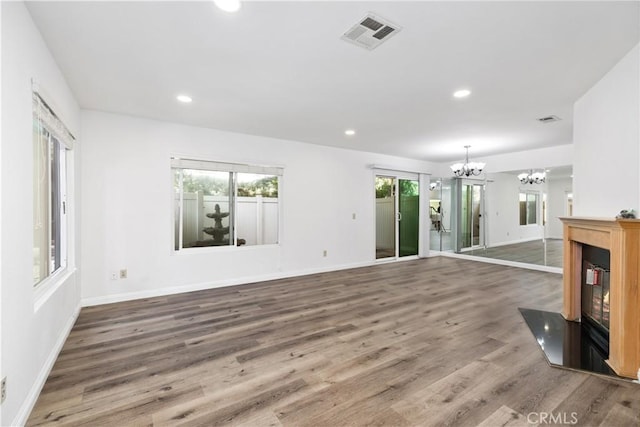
[581,244,610,354]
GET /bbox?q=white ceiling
[26,1,640,162]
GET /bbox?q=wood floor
[28,257,640,426]
[465,239,564,268]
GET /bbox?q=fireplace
[580,244,610,355]
[560,217,640,379]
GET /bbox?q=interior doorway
[375,174,420,260]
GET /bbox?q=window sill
[172,243,280,255]
[34,267,76,313]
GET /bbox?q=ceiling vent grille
[341,13,401,50]
[537,115,561,123]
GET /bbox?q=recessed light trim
[176,94,193,103]
[453,89,471,98]
[214,0,241,13]
[345,129,356,136]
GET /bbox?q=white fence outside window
[175,193,278,247]
[376,197,395,250]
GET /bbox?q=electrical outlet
[352,213,356,220]
[119,269,128,279]
[110,272,118,280]
[2,376,7,403]
[323,250,327,257]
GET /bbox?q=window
[172,158,281,250]
[519,192,538,225]
[33,92,73,286]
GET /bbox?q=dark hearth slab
[519,308,633,381]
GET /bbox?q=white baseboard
[425,250,444,257]
[81,260,376,307]
[12,304,81,427]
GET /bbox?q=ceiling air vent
[341,13,402,50]
[537,115,561,123]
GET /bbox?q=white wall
[574,44,640,217]
[485,172,544,246]
[80,111,437,304]
[546,177,573,239]
[1,3,81,425]
[1,3,3,424]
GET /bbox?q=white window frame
[32,91,74,289]
[171,157,283,252]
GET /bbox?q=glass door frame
[375,175,397,260]
[429,177,453,253]
[374,170,422,261]
[398,178,420,257]
[454,178,486,252]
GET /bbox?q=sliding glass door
[375,174,420,260]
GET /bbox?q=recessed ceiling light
[214,0,241,13]
[176,95,192,103]
[453,89,471,98]
[345,129,356,136]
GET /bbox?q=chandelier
[518,170,546,184]
[450,145,485,177]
